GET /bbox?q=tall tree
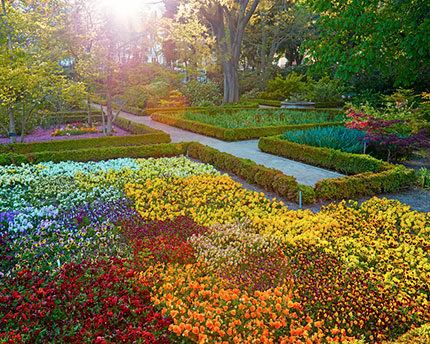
[305,0,430,87]
[0,0,84,143]
[176,0,260,103]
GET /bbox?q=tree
[241,1,316,84]
[175,0,260,103]
[304,0,430,88]
[0,0,85,143]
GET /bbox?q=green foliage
[260,135,390,175]
[259,135,416,200]
[183,79,222,106]
[0,133,170,155]
[245,99,282,107]
[418,168,430,190]
[187,142,302,203]
[281,126,366,154]
[264,72,308,100]
[308,76,349,103]
[304,0,430,88]
[0,143,187,166]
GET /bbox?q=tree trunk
[223,60,239,103]
[86,93,92,126]
[201,1,260,104]
[8,106,16,144]
[105,85,113,136]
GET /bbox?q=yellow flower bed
[125,174,430,342]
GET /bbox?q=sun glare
[98,0,155,21]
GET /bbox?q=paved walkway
[104,107,344,186]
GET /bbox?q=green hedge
[259,135,391,175]
[314,166,416,200]
[145,104,258,116]
[246,98,282,107]
[0,142,188,166]
[315,101,344,108]
[258,135,416,200]
[0,134,171,154]
[186,142,311,203]
[151,112,344,141]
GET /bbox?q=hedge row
[0,134,171,154]
[258,135,416,200]
[145,104,258,116]
[186,142,312,203]
[0,142,187,166]
[151,112,344,141]
[246,98,282,107]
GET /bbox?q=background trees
[304,0,430,90]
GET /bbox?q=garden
[1,155,429,344]
[1,0,430,343]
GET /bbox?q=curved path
[111,108,344,186]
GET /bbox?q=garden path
[106,107,344,186]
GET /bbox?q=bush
[183,79,222,106]
[281,126,366,154]
[259,135,417,200]
[187,142,302,203]
[0,142,188,165]
[0,133,171,154]
[260,135,391,175]
[264,72,309,100]
[308,76,349,103]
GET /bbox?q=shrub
[346,108,430,161]
[308,76,349,103]
[281,126,366,154]
[264,72,309,100]
[183,79,222,106]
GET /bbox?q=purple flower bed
[0,124,131,144]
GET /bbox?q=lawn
[1,156,429,344]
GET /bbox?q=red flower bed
[0,258,172,344]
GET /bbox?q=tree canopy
[305,0,430,87]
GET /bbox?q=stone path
[108,107,344,186]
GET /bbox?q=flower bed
[151,111,344,141]
[1,156,429,343]
[177,108,345,129]
[0,124,130,144]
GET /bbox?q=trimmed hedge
[186,142,311,203]
[246,98,282,107]
[0,142,188,166]
[259,135,391,175]
[314,166,416,200]
[315,101,344,108]
[113,116,165,136]
[145,104,258,116]
[258,135,416,200]
[0,134,171,154]
[151,112,344,141]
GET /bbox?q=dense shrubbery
[182,79,222,106]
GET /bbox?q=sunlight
[98,0,160,21]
